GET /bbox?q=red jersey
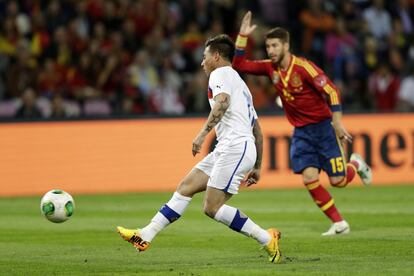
[233,50,341,127]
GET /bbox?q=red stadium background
[0,113,413,196]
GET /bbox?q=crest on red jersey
[314,75,327,87]
[290,73,302,88]
[272,71,280,84]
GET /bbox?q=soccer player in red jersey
[233,12,372,235]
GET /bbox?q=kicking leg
[330,157,370,188]
[117,168,209,251]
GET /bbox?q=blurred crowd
[0,0,413,119]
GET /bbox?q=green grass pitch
[1,185,414,275]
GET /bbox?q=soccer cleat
[263,228,282,263]
[350,153,372,186]
[322,220,350,236]
[116,226,150,252]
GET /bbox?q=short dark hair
[265,27,290,44]
[205,34,235,61]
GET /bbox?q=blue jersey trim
[235,49,245,56]
[330,105,342,112]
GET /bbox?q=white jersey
[208,66,258,152]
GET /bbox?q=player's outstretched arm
[245,120,263,186]
[233,11,270,75]
[192,93,230,156]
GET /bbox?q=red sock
[305,180,343,222]
[346,161,359,183]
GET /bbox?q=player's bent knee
[302,168,319,184]
[177,170,208,197]
[176,180,193,197]
[177,179,204,198]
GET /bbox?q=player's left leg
[350,153,372,185]
[329,160,362,188]
[326,126,372,187]
[203,187,281,263]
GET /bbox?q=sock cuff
[304,179,319,185]
[348,161,358,171]
[305,179,320,190]
[160,192,192,222]
[213,204,226,221]
[214,205,248,232]
[214,204,237,226]
[173,191,192,202]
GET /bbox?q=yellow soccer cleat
[264,228,282,263]
[116,226,150,252]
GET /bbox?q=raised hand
[239,11,257,36]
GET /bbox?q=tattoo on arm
[203,94,230,133]
[253,121,263,169]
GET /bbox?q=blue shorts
[290,118,346,176]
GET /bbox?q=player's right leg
[117,167,209,252]
[203,142,282,263]
[204,186,282,263]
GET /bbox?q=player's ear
[284,42,290,52]
[214,51,220,61]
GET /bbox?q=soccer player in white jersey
[117,34,281,263]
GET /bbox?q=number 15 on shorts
[330,157,344,173]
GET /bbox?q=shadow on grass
[282,256,321,264]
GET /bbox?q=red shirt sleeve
[232,48,272,76]
[299,58,342,111]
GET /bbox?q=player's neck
[214,60,231,70]
[280,53,292,71]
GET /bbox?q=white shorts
[195,141,256,194]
